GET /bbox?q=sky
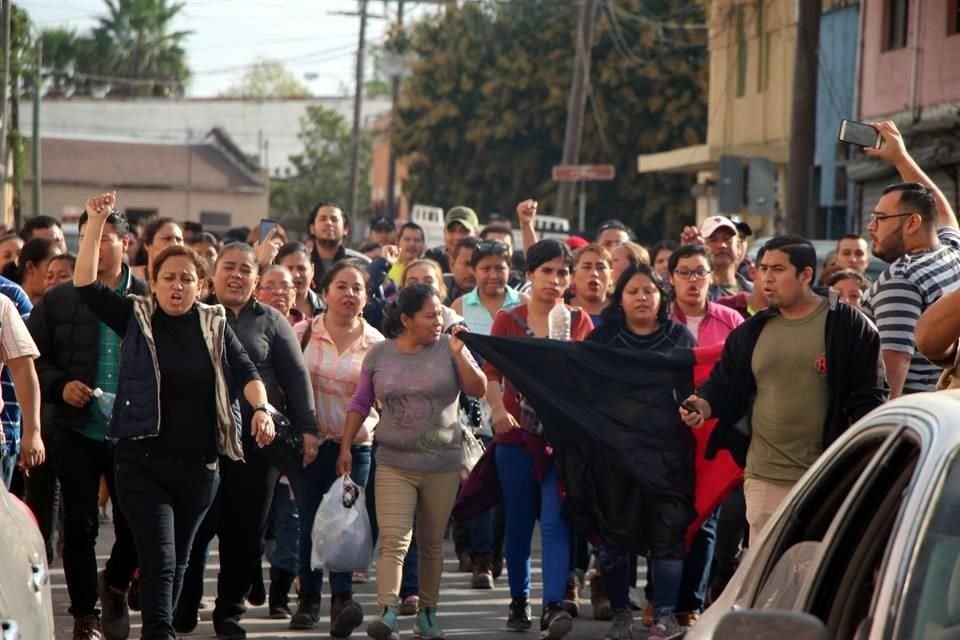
[19,0,436,97]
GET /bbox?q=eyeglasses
[869,212,917,224]
[260,284,293,293]
[672,268,712,280]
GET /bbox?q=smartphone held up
[838,119,882,149]
[258,218,279,244]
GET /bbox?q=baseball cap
[564,236,590,250]
[445,206,479,232]
[699,216,738,239]
[370,216,395,232]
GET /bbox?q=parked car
[688,389,960,640]
[0,481,53,639]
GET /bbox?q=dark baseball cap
[370,216,395,232]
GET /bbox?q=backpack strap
[507,307,536,338]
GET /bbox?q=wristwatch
[252,402,277,417]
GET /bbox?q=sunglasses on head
[475,240,510,256]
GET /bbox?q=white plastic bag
[310,475,373,573]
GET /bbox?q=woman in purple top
[337,284,486,640]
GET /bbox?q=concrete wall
[20,183,269,233]
[859,0,960,118]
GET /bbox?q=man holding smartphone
[680,236,887,543]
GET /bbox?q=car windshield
[897,451,960,639]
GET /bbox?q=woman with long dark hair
[337,284,486,640]
[130,218,184,281]
[74,192,276,640]
[587,263,697,640]
[1,237,62,304]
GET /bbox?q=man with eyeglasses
[680,236,887,543]
[860,121,960,398]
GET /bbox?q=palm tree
[90,0,192,97]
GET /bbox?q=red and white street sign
[551,164,616,182]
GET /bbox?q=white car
[0,481,53,639]
[688,389,960,640]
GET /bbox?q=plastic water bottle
[92,387,117,421]
[548,303,571,341]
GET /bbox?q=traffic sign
[552,164,616,182]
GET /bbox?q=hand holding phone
[259,218,279,244]
[838,119,882,149]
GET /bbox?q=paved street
[52,520,652,639]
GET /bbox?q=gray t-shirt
[364,335,464,473]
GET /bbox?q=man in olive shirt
[681,236,887,542]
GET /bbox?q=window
[950,0,960,36]
[757,1,768,93]
[884,0,909,50]
[736,5,747,97]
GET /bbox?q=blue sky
[20,0,433,97]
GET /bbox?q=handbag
[259,409,303,475]
[460,428,485,480]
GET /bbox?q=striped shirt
[295,314,384,444]
[0,277,32,457]
[862,226,960,392]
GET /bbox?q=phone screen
[258,219,279,243]
[839,120,881,148]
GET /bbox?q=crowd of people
[1,120,959,640]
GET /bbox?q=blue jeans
[496,444,570,606]
[677,509,720,612]
[267,479,300,574]
[0,453,14,489]
[289,441,372,596]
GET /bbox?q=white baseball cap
[699,216,738,239]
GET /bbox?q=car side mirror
[715,609,828,640]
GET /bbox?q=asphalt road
[52,517,654,639]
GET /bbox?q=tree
[87,0,192,97]
[40,28,96,97]
[222,58,310,98]
[269,105,372,231]
[389,0,708,242]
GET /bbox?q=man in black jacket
[28,209,145,640]
[307,201,369,291]
[680,236,888,543]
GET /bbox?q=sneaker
[72,615,104,640]
[269,604,293,619]
[590,574,613,621]
[470,555,494,590]
[213,617,246,640]
[641,601,655,627]
[605,609,634,640]
[246,572,266,607]
[289,593,322,630]
[398,594,419,616]
[413,606,445,639]
[676,611,700,628]
[648,615,683,640]
[539,603,573,640]
[97,571,130,640]
[561,580,580,618]
[126,574,140,612]
[330,592,364,638]
[367,607,400,640]
[507,597,533,631]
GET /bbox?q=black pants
[54,429,138,618]
[115,442,218,640]
[25,454,59,563]
[177,444,278,625]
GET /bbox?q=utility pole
[786,0,820,236]
[386,0,404,220]
[347,0,369,230]
[32,37,41,218]
[0,0,11,225]
[556,0,598,223]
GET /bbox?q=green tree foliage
[270,105,372,232]
[222,58,310,98]
[40,28,97,97]
[390,0,708,242]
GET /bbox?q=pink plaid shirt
[295,315,384,445]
